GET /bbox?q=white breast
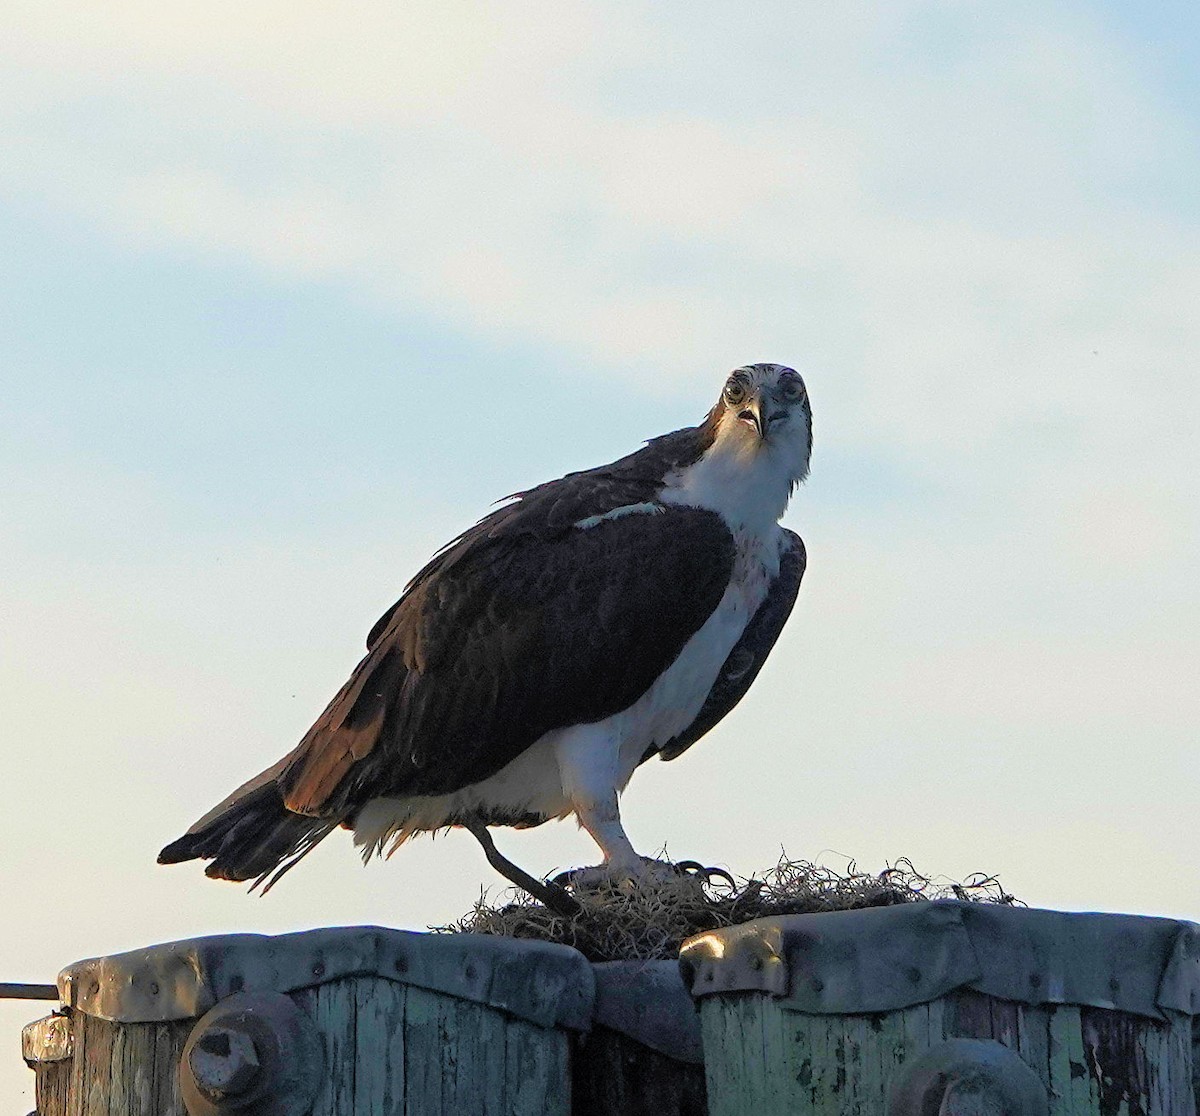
[601,524,779,786]
[352,526,782,857]
[352,441,790,857]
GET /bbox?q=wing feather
[654,529,805,763]
[281,503,736,817]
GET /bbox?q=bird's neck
[659,426,797,537]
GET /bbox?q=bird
[159,362,812,907]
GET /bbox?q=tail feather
[158,777,336,892]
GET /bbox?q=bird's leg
[564,795,729,890]
[462,819,581,918]
[554,728,673,887]
[554,791,680,890]
[572,792,648,880]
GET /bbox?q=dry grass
[436,855,1018,962]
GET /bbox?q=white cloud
[6,1,1195,414]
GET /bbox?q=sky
[3,1,1199,1107]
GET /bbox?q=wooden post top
[680,900,1200,1020]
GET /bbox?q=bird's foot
[551,857,666,891]
[551,857,734,893]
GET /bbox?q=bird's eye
[724,379,748,405]
[780,375,805,401]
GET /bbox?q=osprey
[159,363,812,904]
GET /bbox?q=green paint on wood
[503,999,570,1116]
[403,985,446,1112]
[354,976,406,1115]
[758,998,789,1115]
[297,976,574,1116]
[1049,1004,1089,1113]
[302,979,358,1116]
[738,996,771,1114]
[700,990,1197,1116]
[38,973,575,1116]
[1016,1004,1053,1095]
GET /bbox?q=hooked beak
[736,394,768,439]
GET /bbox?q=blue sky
[3,3,1199,1107]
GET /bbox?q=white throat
[659,416,804,535]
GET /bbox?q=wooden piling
[680,900,1200,1116]
[24,927,592,1116]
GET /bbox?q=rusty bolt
[180,991,322,1116]
[188,1026,261,1100]
[889,1038,1048,1116]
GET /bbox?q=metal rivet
[312,962,325,978]
[394,957,407,973]
[908,968,921,985]
[1029,973,1041,988]
[149,982,160,996]
[812,978,825,992]
[1109,977,1120,993]
[750,957,763,971]
[465,964,477,980]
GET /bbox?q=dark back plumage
[159,394,807,890]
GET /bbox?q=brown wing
[280,503,736,818]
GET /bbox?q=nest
[436,855,1018,962]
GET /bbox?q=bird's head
[709,362,813,486]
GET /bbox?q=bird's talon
[550,856,734,894]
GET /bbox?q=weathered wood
[296,975,574,1116]
[1080,1006,1197,1115]
[297,980,357,1116]
[34,1060,72,1116]
[699,991,1197,1115]
[352,974,406,1115]
[1047,1003,1093,1112]
[945,989,995,1041]
[758,990,788,1115]
[510,996,573,1116]
[75,1013,111,1116]
[154,1020,191,1116]
[41,1011,190,1116]
[1016,1003,1053,1094]
[31,973,579,1116]
[110,1021,156,1114]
